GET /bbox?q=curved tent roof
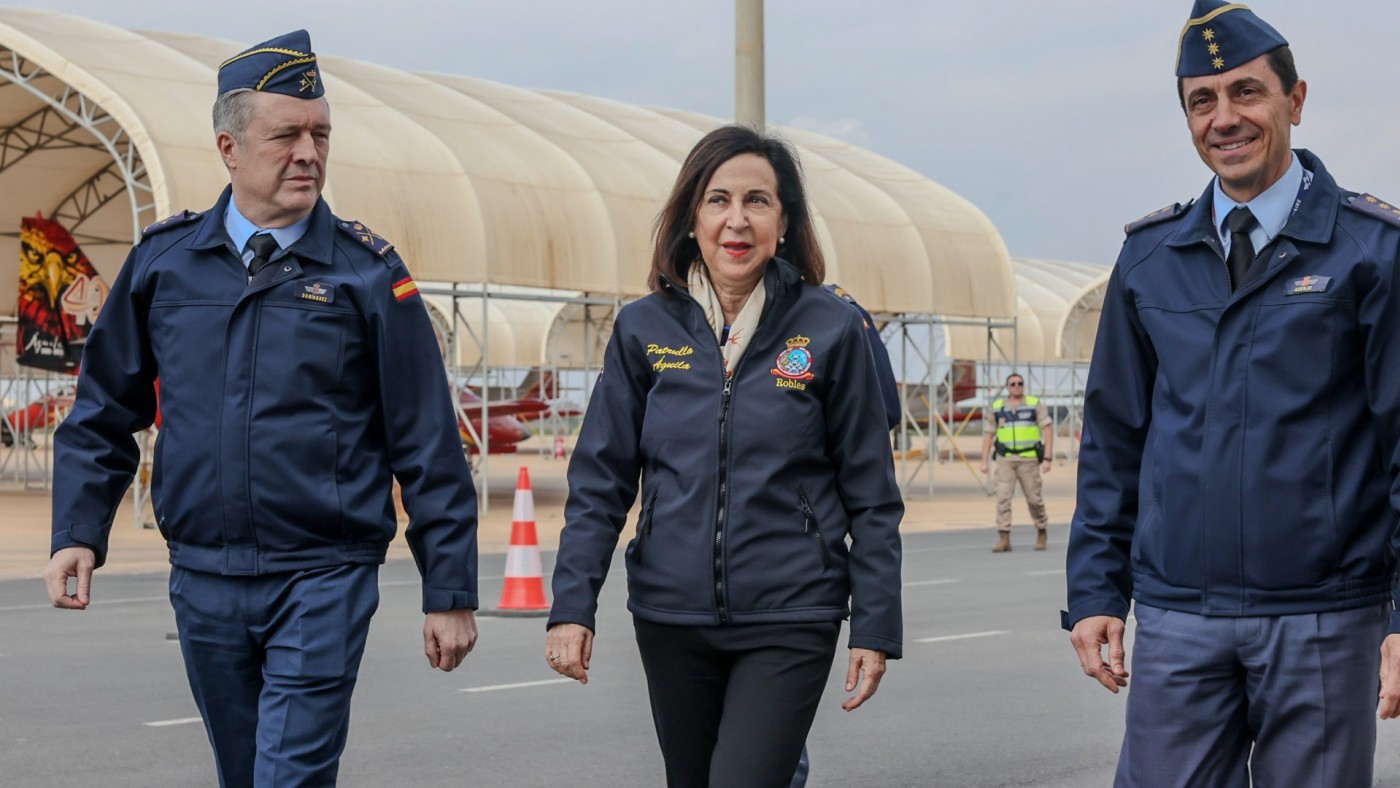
[942,257,1108,363]
[0,7,1014,324]
[419,287,611,370]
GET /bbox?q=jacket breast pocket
[1248,296,1347,392]
[255,302,353,396]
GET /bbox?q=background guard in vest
[979,372,1053,552]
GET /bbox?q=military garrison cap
[1176,1,1287,78]
[217,30,324,98]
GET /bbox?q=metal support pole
[735,0,765,128]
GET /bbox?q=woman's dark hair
[648,124,825,292]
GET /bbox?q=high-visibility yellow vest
[993,396,1041,455]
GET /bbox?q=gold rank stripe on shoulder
[1124,202,1188,235]
[1345,194,1400,228]
[142,210,199,237]
[336,220,395,256]
[393,276,419,302]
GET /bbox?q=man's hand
[1040,459,1052,474]
[1070,615,1129,693]
[44,547,96,610]
[1379,633,1400,719]
[545,622,594,685]
[979,461,990,475]
[423,609,477,672]
[842,647,887,711]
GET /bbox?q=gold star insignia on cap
[1212,56,1225,69]
[1207,42,1220,55]
[1367,196,1380,203]
[1202,28,1215,41]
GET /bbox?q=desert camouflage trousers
[994,455,1047,531]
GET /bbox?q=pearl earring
[779,236,786,245]
[688,231,695,239]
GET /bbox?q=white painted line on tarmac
[903,579,959,587]
[0,595,168,613]
[1024,569,1064,576]
[915,630,1009,644]
[460,678,574,693]
[144,717,202,728]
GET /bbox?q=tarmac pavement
[8,445,1399,785]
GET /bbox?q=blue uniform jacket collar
[188,185,336,267]
[1167,149,1340,251]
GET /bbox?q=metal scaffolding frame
[883,314,1019,499]
[419,283,620,513]
[0,45,157,244]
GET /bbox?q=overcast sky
[6,1,1398,267]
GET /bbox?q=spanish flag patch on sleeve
[392,276,418,301]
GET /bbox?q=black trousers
[633,618,840,788]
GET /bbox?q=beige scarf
[688,262,765,379]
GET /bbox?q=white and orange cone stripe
[497,466,549,611]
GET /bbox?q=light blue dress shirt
[1212,152,1309,257]
[223,199,312,271]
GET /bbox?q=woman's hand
[545,622,594,684]
[842,647,887,711]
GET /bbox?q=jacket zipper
[798,488,832,570]
[716,374,734,623]
[661,270,773,625]
[1207,237,1234,295]
[633,488,658,563]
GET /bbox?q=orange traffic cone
[494,466,550,616]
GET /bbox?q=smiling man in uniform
[1064,2,1400,784]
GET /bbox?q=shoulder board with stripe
[142,210,200,237]
[1124,201,1190,235]
[336,219,396,257]
[1345,193,1400,228]
[822,282,857,305]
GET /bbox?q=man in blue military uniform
[42,30,480,787]
[1064,2,1400,784]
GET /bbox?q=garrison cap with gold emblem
[1176,1,1287,78]
[217,29,324,98]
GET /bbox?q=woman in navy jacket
[545,125,903,787]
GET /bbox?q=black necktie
[247,233,280,278]
[1225,206,1257,291]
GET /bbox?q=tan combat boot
[1035,529,1047,551]
[992,532,1012,553]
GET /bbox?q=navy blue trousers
[169,564,379,788]
[1117,602,1388,787]
[634,618,839,788]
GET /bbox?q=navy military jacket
[51,187,479,612]
[549,258,904,657]
[1065,151,1400,633]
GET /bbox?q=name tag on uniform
[1284,275,1330,296]
[298,280,335,304]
